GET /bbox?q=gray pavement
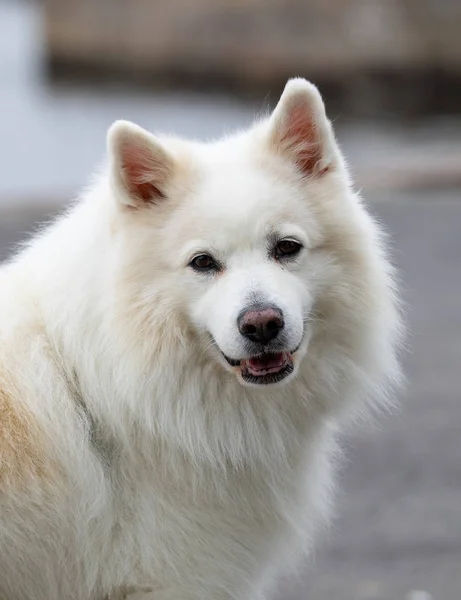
[1,192,460,599]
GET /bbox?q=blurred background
[1,0,460,598]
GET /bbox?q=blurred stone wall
[43,0,461,114]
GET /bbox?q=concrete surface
[1,191,460,599]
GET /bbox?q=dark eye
[190,254,219,272]
[274,239,302,259]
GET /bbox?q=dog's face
[108,79,349,387]
[170,162,315,387]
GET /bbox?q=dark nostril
[267,319,280,331]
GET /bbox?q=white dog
[0,79,402,600]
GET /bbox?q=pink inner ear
[121,140,165,202]
[281,105,325,176]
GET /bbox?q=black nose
[238,305,284,344]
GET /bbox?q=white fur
[0,79,402,600]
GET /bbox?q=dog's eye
[190,254,219,272]
[274,240,302,259]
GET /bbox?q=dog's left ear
[268,78,337,178]
[107,120,174,208]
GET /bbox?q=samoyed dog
[0,79,402,600]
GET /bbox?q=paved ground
[1,190,460,599]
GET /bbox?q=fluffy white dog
[0,79,402,600]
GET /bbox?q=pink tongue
[248,353,285,371]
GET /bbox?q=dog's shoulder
[0,363,53,486]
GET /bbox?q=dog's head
[106,79,366,389]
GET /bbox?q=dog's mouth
[223,351,295,385]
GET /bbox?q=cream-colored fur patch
[0,372,48,484]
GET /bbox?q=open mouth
[223,351,295,385]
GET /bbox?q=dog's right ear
[107,120,174,208]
